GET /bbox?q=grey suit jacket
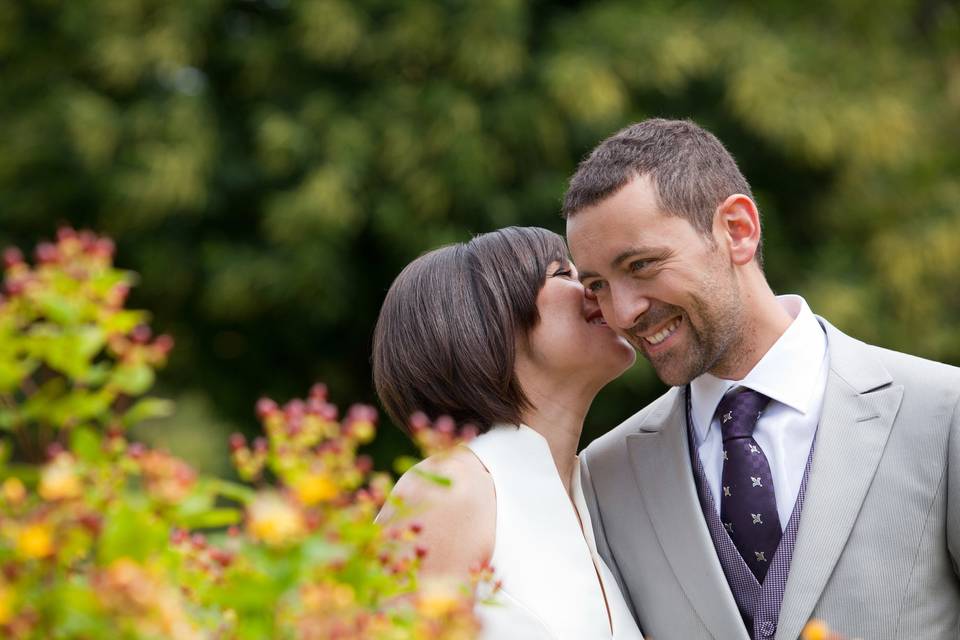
[580,318,960,640]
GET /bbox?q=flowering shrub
[0,229,484,639]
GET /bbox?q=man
[565,119,960,640]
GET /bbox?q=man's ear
[714,194,760,266]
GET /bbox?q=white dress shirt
[689,295,829,530]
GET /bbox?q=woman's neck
[518,379,594,497]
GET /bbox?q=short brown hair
[372,226,568,436]
[562,119,760,261]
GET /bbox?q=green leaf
[177,507,242,529]
[411,467,452,487]
[122,397,175,427]
[112,362,155,395]
[98,499,168,564]
[207,478,257,504]
[392,455,419,475]
[69,425,103,463]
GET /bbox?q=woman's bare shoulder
[377,446,495,577]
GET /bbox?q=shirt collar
[689,295,827,445]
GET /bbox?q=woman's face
[521,260,636,386]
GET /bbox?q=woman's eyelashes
[550,264,575,278]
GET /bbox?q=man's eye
[586,280,606,293]
[629,260,651,272]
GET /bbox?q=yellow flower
[247,492,305,547]
[417,577,463,619]
[16,522,54,559]
[292,472,338,505]
[2,477,26,504]
[0,581,13,625]
[39,454,82,501]
[802,620,831,640]
[351,420,375,443]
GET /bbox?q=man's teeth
[644,318,680,345]
[589,317,606,325]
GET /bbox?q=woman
[373,227,643,639]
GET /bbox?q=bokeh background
[2,0,959,473]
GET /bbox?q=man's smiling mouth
[641,317,682,346]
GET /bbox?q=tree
[1,0,957,465]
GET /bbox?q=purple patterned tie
[717,387,781,583]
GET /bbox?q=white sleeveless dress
[465,424,644,639]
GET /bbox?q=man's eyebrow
[611,246,658,267]
[580,246,663,282]
[577,269,599,282]
[577,246,662,282]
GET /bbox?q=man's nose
[608,288,651,331]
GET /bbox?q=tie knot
[715,387,770,441]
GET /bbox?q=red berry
[109,283,130,306]
[319,403,338,421]
[414,545,428,559]
[309,383,328,400]
[131,324,152,344]
[356,455,373,474]
[2,247,23,268]
[228,433,246,451]
[409,412,430,431]
[127,442,146,459]
[435,415,455,435]
[255,397,277,419]
[253,437,268,453]
[154,334,175,354]
[78,513,102,535]
[4,279,23,296]
[35,242,59,264]
[211,548,233,567]
[93,238,115,258]
[409,522,423,535]
[78,230,97,249]
[283,399,305,418]
[56,227,77,242]
[170,528,188,545]
[191,533,207,549]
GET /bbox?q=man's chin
[641,351,700,388]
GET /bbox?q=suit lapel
[776,320,904,640]
[627,388,750,640]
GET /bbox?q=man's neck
[710,286,793,381]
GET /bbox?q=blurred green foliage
[1,0,958,464]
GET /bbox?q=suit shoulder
[867,343,960,393]
[582,386,679,461]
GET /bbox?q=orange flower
[16,522,54,559]
[802,620,833,640]
[293,472,338,506]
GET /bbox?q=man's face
[566,175,745,386]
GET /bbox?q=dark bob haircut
[372,226,568,436]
